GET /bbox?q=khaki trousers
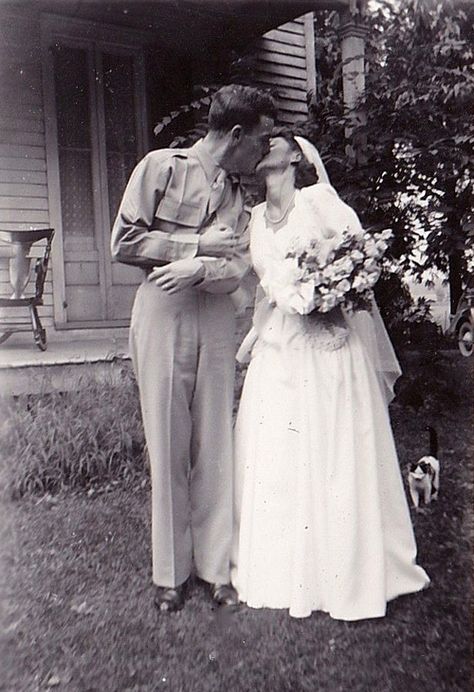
[129,280,236,587]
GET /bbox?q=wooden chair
[0,228,55,351]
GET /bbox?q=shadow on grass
[0,354,472,691]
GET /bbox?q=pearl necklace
[264,191,296,225]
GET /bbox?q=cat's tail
[427,425,438,458]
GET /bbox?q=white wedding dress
[231,184,430,621]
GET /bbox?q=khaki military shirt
[111,140,251,293]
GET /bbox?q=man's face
[231,115,274,175]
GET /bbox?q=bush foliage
[0,364,147,497]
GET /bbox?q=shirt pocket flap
[155,198,203,228]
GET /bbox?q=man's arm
[148,225,248,295]
[110,152,201,267]
[196,206,252,294]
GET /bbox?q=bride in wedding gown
[231,130,429,621]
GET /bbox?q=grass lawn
[0,353,472,692]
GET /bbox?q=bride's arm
[249,207,268,281]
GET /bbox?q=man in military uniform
[111,85,276,611]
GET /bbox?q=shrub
[375,272,451,352]
[393,348,461,414]
[0,364,147,497]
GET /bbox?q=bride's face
[256,136,300,174]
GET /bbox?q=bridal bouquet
[283,227,393,315]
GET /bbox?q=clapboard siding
[277,19,305,35]
[261,39,306,59]
[0,270,52,288]
[0,83,43,106]
[254,14,315,125]
[0,102,43,119]
[0,117,45,134]
[274,99,308,114]
[253,71,307,89]
[0,131,46,147]
[0,10,53,325]
[0,222,50,230]
[0,209,49,223]
[264,28,306,48]
[0,183,48,197]
[257,61,308,81]
[0,170,47,184]
[0,289,55,307]
[257,49,307,69]
[0,197,49,210]
[258,84,308,101]
[0,144,45,159]
[0,157,46,171]
[0,311,54,327]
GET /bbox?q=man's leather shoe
[153,584,185,612]
[210,583,239,607]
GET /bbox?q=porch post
[340,0,368,165]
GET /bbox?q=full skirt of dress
[231,318,430,620]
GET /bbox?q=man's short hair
[208,85,278,133]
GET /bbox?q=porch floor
[0,337,130,396]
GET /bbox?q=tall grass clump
[0,363,147,497]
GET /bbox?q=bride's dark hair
[272,127,319,188]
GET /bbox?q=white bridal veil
[344,301,402,403]
[295,137,402,402]
[294,136,331,185]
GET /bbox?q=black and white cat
[407,426,440,509]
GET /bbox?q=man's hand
[198,223,235,258]
[148,258,205,294]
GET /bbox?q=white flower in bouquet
[364,239,380,258]
[305,268,323,284]
[320,292,338,312]
[332,256,354,278]
[321,249,336,267]
[352,271,371,293]
[367,270,381,286]
[351,249,364,263]
[335,279,351,298]
[364,257,379,272]
[322,263,339,281]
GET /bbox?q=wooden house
[0,0,365,346]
